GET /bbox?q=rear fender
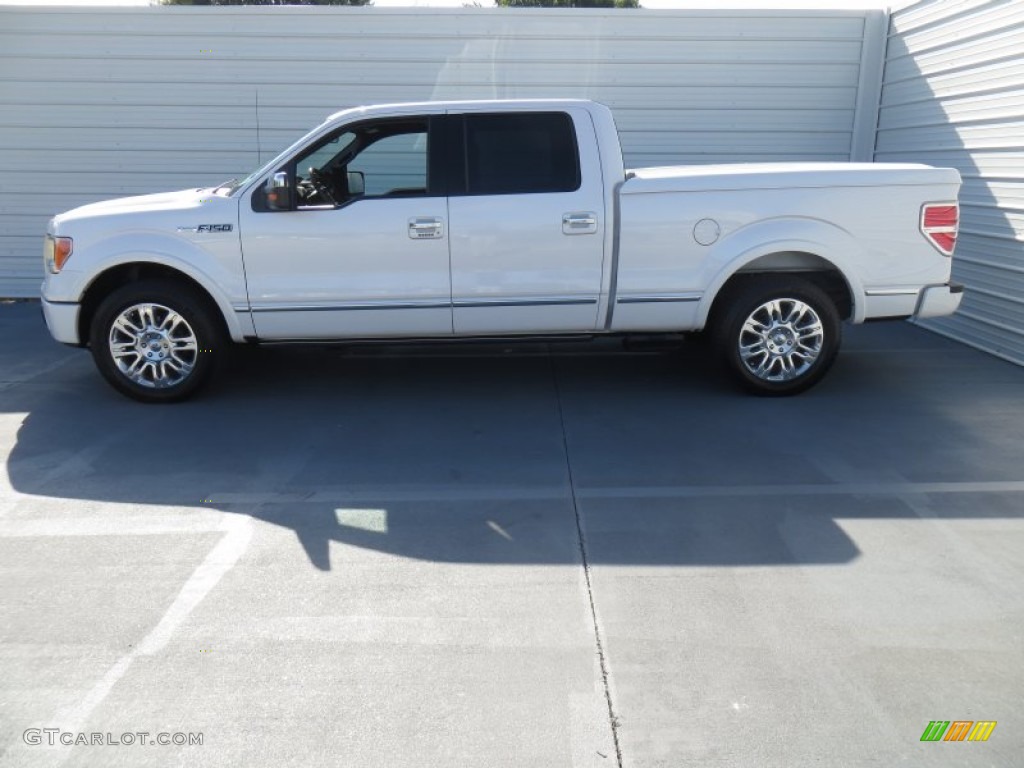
[696,217,867,327]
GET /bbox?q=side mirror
[265,171,294,211]
[347,171,365,197]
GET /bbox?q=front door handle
[408,217,444,240]
[562,212,598,235]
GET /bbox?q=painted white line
[0,485,572,506]
[486,520,514,541]
[210,486,571,503]
[3,480,1020,512]
[0,355,79,394]
[335,507,388,533]
[133,514,251,657]
[3,513,252,768]
[0,514,227,538]
[576,480,1024,499]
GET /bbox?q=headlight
[43,235,73,274]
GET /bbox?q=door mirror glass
[347,171,365,197]
[265,171,294,211]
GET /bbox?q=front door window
[294,120,430,208]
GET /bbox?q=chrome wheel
[107,303,198,389]
[738,298,824,382]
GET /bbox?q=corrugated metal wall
[877,0,1024,365]
[0,6,885,297]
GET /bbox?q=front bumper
[914,282,964,319]
[41,297,82,345]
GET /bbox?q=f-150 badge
[177,224,233,233]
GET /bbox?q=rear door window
[462,112,581,196]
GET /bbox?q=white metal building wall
[877,0,1024,365]
[0,5,887,297]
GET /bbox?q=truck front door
[239,115,452,340]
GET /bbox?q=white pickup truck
[41,99,963,403]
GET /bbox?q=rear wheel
[712,276,840,396]
[89,280,224,403]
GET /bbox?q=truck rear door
[446,108,607,334]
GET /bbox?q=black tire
[711,276,841,396]
[88,279,225,403]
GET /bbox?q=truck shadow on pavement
[5,308,1024,571]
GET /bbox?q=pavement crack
[549,351,624,768]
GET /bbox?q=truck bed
[623,162,962,194]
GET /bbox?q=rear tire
[711,276,840,396]
[89,280,225,403]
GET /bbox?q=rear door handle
[408,217,444,240]
[562,212,598,235]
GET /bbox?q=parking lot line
[1,513,251,768]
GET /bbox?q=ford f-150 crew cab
[41,99,963,403]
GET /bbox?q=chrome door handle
[562,212,598,235]
[408,217,444,240]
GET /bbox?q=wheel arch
[78,259,242,346]
[696,219,867,329]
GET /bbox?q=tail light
[921,202,958,256]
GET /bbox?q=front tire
[89,280,224,403]
[712,276,841,396]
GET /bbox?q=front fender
[696,217,868,326]
[79,232,250,341]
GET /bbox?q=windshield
[216,120,337,197]
[300,132,358,174]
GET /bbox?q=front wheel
[89,280,225,403]
[712,276,841,396]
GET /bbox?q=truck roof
[324,98,603,123]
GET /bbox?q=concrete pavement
[1,300,1022,766]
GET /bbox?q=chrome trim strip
[249,297,600,313]
[251,301,451,313]
[864,288,920,297]
[614,294,704,303]
[453,298,598,309]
